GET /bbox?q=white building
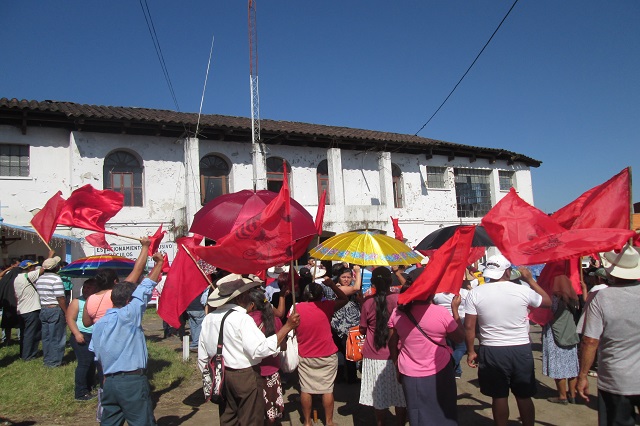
[0,98,540,265]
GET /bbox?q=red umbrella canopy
[189,189,317,242]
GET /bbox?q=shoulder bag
[279,330,299,373]
[345,325,365,362]
[203,309,234,403]
[550,300,580,347]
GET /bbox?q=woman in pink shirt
[359,267,406,426]
[388,292,464,425]
[295,278,348,426]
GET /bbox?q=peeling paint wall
[1,124,536,259]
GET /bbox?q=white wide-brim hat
[267,265,290,279]
[207,274,264,308]
[601,244,640,280]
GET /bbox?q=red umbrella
[189,190,317,242]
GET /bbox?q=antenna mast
[248,0,261,190]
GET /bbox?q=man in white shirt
[199,274,300,425]
[465,255,551,426]
[577,244,640,426]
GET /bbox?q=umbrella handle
[289,260,296,312]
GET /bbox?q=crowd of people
[1,240,639,426]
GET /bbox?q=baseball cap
[19,260,39,269]
[42,256,62,270]
[483,255,511,281]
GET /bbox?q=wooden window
[104,151,143,207]
[316,160,330,204]
[200,154,230,205]
[392,163,403,208]
[0,144,29,177]
[266,157,291,193]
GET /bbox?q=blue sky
[1,1,638,213]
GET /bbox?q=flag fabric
[315,190,327,235]
[481,188,634,265]
[157,234,209,329]
[194,166,306,274]
[30,191,66,243]
[398,226,474,305]
[529,259,581,326]
[391,217,404,242]
[481,188,566,262]
[85,233,114,252]
[552,168,630,230]
[467,246,486,266]
[149,224,166,255]
[57,185,123,234]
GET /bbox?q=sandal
[547,397,569,405]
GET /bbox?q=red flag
[157,234,209,329]
[161,253,170,274]
[482,188,566,262]
[315,190,327,235]
[194,167,309,274]
[149,224,166,255]
[398,226,474,304]
[30,191,66,243]
[552,168,630,230]
[57,185,123,234]
[481,188,634,265]
[390,217,404,241]
[467,246,486,266]
[85,233,114,252]
[529,259,581,326]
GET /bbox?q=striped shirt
[36,272,65,306]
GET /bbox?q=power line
[139,0,180,112]
[414,0,520,136]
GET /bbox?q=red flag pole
[32,226,52,252]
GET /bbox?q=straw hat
[207,274,264,308]
[267,265,289,279]
[600,245,640,280]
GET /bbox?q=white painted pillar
[378,151,394,209]
[252,143,267,190]
[327,148,345,224]
[184,137,201,229]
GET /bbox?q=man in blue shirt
[90,240,163,426]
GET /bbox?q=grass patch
[0,308,195,422]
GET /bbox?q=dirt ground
[7,313,601,426]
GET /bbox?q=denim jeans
[186,310,206,349]
[70,332,96,398]
[101,373,155,426]
[19,310,41,360]
[40,306,66,367]
[447,337,467,376]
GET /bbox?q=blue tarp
[0,219,81,243]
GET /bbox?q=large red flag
[57,185,123,234]
[482,188,566,262]
[85,233,114,252]
[552,168,630,230]
[398,226,474,304]
[194,167,313,273]
[157,234,209,329]
[481,188,634,265]
[30,191,66,243]
[315,190,327,235]
[390,217,404,242]
[149,224,166,255]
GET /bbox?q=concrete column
[252,143,267,190]
[327,148,345,225]
[184,137,201,229]
[378,151,394,208]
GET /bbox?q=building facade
[0,98,540,264]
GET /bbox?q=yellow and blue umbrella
[59,255,136,278]
[309,231,423,266]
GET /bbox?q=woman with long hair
[246,287,285,424]
[359,267,406,425]
[296,278,349,426]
